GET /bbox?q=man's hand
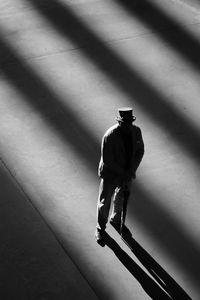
[118,169,136,185]
[132,172,136,179]
[124,169,136,181]
[124,169,132,181]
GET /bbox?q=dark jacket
[98,123,144,180]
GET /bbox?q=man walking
[95,107,144,246]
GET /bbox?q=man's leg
[110,181,131,228]
[95,179,115,245]
[96,179,116,231]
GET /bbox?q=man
[95,107,144,246]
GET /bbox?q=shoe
[95,229,106,247]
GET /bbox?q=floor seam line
[0,156,101,300]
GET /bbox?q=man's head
[116,107,136,133]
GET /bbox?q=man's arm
[132,127,145,175]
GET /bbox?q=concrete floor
[0,0,200,299]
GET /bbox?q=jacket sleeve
[102,135,124,175]
[132,127,144,173]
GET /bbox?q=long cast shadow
[0,18,199,294]
[121,230,192,299]
[129,183,200,289]
[115,0,200,72]
[27,0,200,167]
[104,231,173,300]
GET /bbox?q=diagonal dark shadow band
[115,0,200,72]
[0,36,99,173]
[27,0,200,167]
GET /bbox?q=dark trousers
[96,178,131,231]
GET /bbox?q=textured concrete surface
[0,0,200,299]
[0,160,98,300]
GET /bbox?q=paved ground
[0,0,200,299]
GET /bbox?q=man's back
[98,123,144,180]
